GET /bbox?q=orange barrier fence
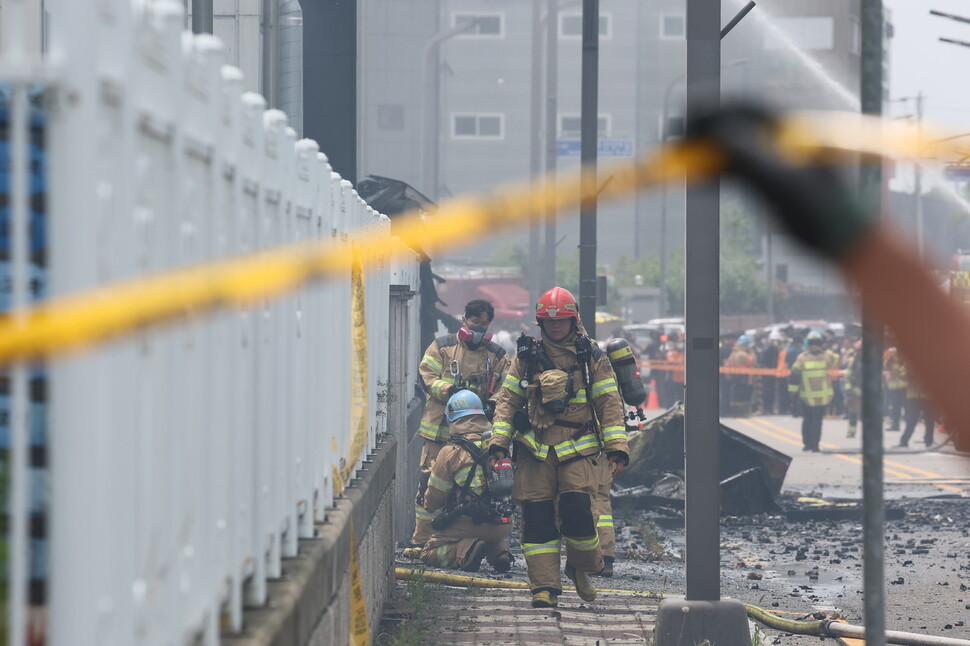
[639,359,845,380]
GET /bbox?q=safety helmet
[445,389,485,423]
[535,287,579,320]
[806,331,824,345]
[736,334,752,347]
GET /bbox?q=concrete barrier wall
[225,436,398,646]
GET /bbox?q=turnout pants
[410,440,444,546]
[420,517,512,571]
[593,458,615,561]
[514,449,604,595]
[801,405,826,450]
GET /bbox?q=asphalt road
[669,413,970,643]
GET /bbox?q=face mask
[458,324,492,347]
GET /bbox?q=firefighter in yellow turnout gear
[789,331,839,451]
[410,300,509,547]
[488,287,629,609]
[419,390,514,572]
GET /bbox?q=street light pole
[579,0,599,337]
[915,92,924,260]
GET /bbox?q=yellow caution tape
[349,520,370,646]
[0,112,965,367]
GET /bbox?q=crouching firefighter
[410,299,509,548]
[488,287,629,609]
[419,389,514,572]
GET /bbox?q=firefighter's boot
[593,555,614,578]
[565,563,597,602]
[490,550,513,573]
[531,591,559,608]
[459,540,488,572]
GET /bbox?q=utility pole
[860,1,886,645]
[302,1,357,183]
[655,0,751,642]
[192,0,213,34]
[915,91,924,260]
[529,0,543,307]
[543,0,559,291]
[579,0,599,337]
[261,0,280,108]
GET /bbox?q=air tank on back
[606,338,647,407]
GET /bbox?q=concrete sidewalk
[418,587,663,645]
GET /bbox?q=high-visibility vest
[789,351,835,407]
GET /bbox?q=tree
[720,202,767,315]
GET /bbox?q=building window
[558,114,611,137]
[764,17,834,51]
[377,104,404,131]
[559,13,612,39]
[660,13,685,40]
[452,113,504,139]
[452,12,504,38]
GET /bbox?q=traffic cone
[646,380,660,410]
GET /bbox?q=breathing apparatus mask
[458,324,492,348]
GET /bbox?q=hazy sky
[886,0,970,129]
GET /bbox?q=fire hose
[395,567,970,646]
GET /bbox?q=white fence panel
[2,0,426,644]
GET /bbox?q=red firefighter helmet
[535,287,580,320]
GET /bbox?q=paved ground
[418,588,662,645]
[383,413,970,645]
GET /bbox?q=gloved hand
[606,450,629,476]
[685,103,876,261]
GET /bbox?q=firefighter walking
[410,300,509,547]
[418,390,514,572]
[788,331,840,451]
[488,287,629,609]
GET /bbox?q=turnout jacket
[489,330,628,463]
[788,347,839,407]
[424,416,492,514]
[418,334,509,442]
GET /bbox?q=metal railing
[0,1,420,644]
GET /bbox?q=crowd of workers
[632,325,941,452]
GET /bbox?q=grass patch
[631,521,670,562]
[376,569,441,646]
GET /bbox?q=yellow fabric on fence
[345,246,370,489]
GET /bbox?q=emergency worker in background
[788,331,839,452]
[417,390,514,572]
[410,299,509,548]
[897,374,937,449]
[725,334,756,417]
[883,345,907,432]
[488,287,629,609]
[843,340,862,439]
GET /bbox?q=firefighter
[844,340,862,439]
[409,300,510,548]
[725,334,756,417]
[883,346,907,432]
[788,331,840,452]
[416,390,514,572]
[487,286,629,609]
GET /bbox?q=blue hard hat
[446,389,485,423]
[736,334,752,347]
